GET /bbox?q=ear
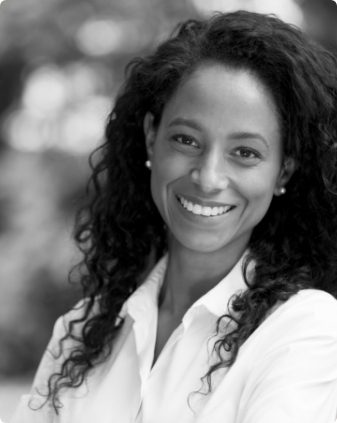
[274,156,297,196]
[143,112,156,159]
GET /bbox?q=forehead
[159,64,281,142]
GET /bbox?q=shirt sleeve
[237,290,337,423]
[10,300,88,423]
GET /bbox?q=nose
[190,150,229,193]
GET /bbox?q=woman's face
[144,64,295,254]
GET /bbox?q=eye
[233,147,260,159]
[171,134,199,148]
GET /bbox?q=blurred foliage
[0,0,336,377]
[300,0,337,52]
[0,0,199,377]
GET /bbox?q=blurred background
[0,0,336,420]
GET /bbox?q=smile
[176,195,234,217]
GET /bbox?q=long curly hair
[42,10,337,412]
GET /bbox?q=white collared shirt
[11,254,337,423]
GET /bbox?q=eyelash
[171,135,261,160]
[171,134,199,148]
[233,147,261,159]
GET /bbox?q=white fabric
[11,254,337,423]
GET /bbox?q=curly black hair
[39,10,337,412]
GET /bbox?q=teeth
[192,204,202,215]
[211,207,218,216]
[201,207,212,216]
[177,196,232,217]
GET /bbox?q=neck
[159,234,248,315]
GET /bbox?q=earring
[145,160,151,169]
[279,187,286,195]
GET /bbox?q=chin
[175,233,231,254]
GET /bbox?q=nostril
[190,162,230,192]
[190,168,199,183]
[191,174,229,193]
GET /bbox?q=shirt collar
[125,254,168,322]
[125,251,249,321]
[188,251,249,318]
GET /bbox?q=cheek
[242,170,279,213]
[152,153,188,190]
[149,157,184,214]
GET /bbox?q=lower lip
[175,196,234,225]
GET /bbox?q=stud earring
[279,187,286,195]
[145,160,151,169]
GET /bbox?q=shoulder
[51,296,104,345]
[252,289,337,351]
[232,291,337,423]
[241,290,337,353]
[39,297,102,366]
[29,298,100,391]
[286,288,337,307]
[268,289,337,324]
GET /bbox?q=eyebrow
[228,131,269,149]
[168,118,269,148]
[168,117,203,132]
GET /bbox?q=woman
[12,10,337,423]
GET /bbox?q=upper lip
[175,192,235,209]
